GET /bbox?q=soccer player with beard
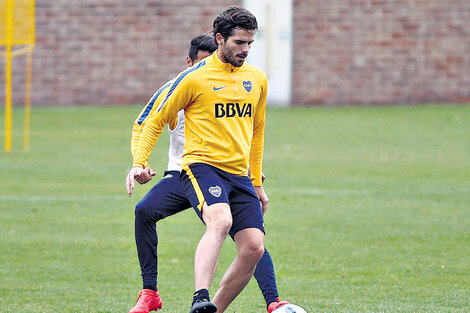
[127,34,288,313]
[127,7,284,313]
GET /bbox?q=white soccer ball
[272,304,308,313]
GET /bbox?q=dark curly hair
[212,7,258,41]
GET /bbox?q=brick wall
[3,0,470,106]
[293,0,470,105]
[2,0,241,106]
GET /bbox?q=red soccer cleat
[267,298,290,313]
[129,288,163,313]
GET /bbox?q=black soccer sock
[143,283,157,292]
[192,288,210,305]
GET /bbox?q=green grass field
[1,104,469,312]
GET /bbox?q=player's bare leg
[195,202,232,289]
[212,228,265,312]
[190,202,232,312]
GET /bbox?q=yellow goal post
[0,0,35,151]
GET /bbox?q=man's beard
[222,46,247,67]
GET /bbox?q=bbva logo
[215,103,252,118]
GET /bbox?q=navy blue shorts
[181,163,265,238]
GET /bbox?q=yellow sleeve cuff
[251,178,262,187]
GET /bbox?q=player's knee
[208,215,232,237]
[135,200,155,222]
[242,243,264,265]
[250,242,265,262]
[203,203,232,236]
[219,216,233,234]
[236,230,265,263]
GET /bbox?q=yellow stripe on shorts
[183,165,205,211]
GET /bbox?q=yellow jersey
[133,52,267,186]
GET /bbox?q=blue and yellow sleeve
[132,70,196,168]
[130,81,174,167]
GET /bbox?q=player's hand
[254,186,269,215]
[136,167,157,185]
[126,166,144,197]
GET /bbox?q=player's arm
[249,72,267,187]
[131,109,149,163]
[127,72,196,196]
[250,72,268,213]
[130,80,177,154]
[132,111,178,186]
[132,126,157,185]
[130,88,167,183]
[247,167,266,183]
[131,89,160,162]
[133,75,194,169]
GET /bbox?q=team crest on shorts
[243,81,252,92]
[209,185,222,198]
